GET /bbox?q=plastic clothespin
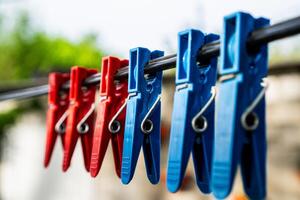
[44,73,70,167]
[212,12,269,200]
[63,66,98,172]
[90,57,128,178]
[121,47,164,184]
[166,29,219,193]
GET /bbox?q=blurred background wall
[0,0,299,199]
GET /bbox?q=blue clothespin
[121,47,164,184]
[212,12,269,200]
[166,29,219,193]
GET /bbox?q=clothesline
[0,15,300,102]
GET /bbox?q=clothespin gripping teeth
[166,29,219,193]
[90,57,128,178]
[63,66,97,172]
[121,47,164,185]
[44,72,70,168]
[212,12,269,200]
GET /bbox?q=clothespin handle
[121,47,164,185]
[167,29,218,193]
[212,12,269,199]
[44,72,70,167]
[90,57,128,178]
[99,57,128,97]
[63,66,97,172]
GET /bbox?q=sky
[1,0,300,56]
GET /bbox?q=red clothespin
[63,66,97,172]
[90,57,128,177]
[44,73,70,167]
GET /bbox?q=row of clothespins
[44,12,268,200]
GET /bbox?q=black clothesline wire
[1,15,300,102]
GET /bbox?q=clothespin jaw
[166,29,218,193]
[63,66,97,172]
[44,73,70,167]
[121,47,164,185]
[212,12,269,199]
[90,57,128,178]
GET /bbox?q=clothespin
[44,73,70,167]
[90,57,128,177]
[212,12,269,199]
[166,29,219,193]
[63,66,98,172]
[121,47,164,184]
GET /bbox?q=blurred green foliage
[0,12,104,82]
[0,12,105,159]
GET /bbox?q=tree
[0,12,104,82]
[0,12,106,160]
